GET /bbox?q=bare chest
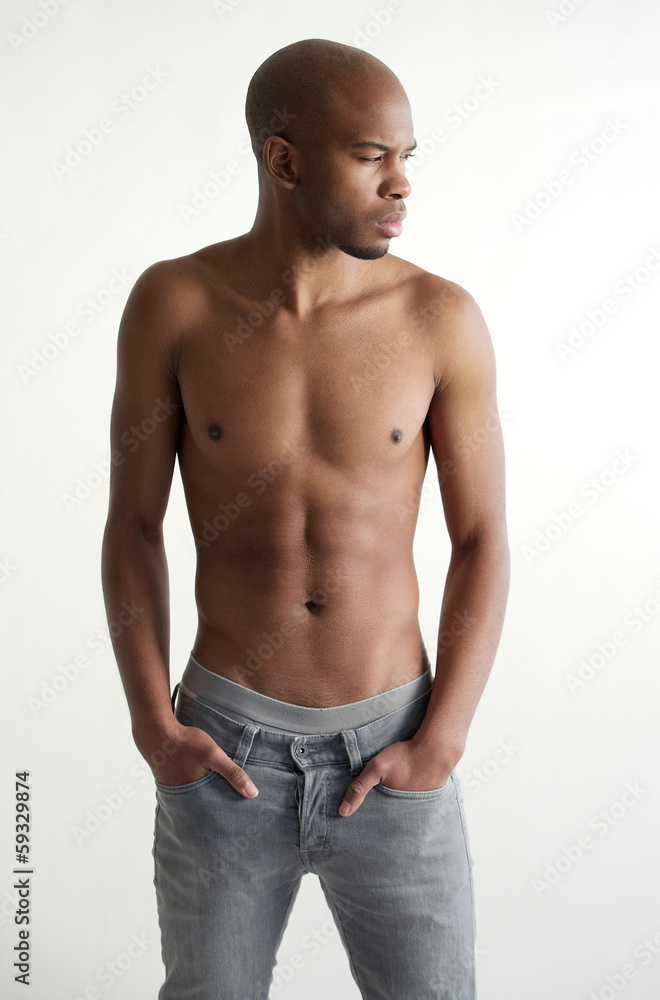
[176,297,437,477]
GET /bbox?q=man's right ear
[262,135,299,190]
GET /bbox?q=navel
[208,424,222,441]
[304,600,321,613]
[390,428,403,444]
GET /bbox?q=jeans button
[295,744,308,756]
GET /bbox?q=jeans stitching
[454,782,475,873]
[374,772,455,799]
[238,758,290,772]
[152,801,161,888]
[155,771,218,795]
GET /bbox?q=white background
[2,1,660,997]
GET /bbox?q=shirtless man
[101,38,509,1000]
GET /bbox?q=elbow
[452,528,510,569]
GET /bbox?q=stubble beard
[298,199,391,262]
[335,239,390,261]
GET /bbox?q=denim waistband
[174,680,437,775]
[179,652,434,736]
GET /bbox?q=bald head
[245,39,414,261]
[245,38,405,170]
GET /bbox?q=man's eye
[360,154,415,162]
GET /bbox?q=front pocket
[155,770,219,795]
[374,773,454,800]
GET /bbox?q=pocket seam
[374,773,454,799]
[155,770,218,794]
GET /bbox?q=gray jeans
[153,657,476,999]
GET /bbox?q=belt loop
[170,682,180,713]
[233,724,259,769]
[340,729,363,775]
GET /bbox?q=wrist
[132,713,183,770]
[409,726,465,765]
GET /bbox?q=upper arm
[425,280,507,551]
[106,261,186,537]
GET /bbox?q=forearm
[101,518,175,740]
[413,535,510,757]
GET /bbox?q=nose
[380,159,412,200]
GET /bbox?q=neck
[235,190,383,317]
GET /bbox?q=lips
[376,210,407,237]
[379,211,407,224]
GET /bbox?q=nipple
[391,428,403,443]
[208,425,222,441]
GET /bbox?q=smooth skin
[101,56,510,819]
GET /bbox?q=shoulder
[388,258,492,391]
[124,248,218,321]
[386,254,474,321]
[118,244,231,372]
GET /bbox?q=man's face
[292,81,415,261]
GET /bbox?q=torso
[171,238,448,706]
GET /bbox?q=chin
[339,242,390,261]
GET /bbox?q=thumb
[207,744,259,798]
[339,763,381,816]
